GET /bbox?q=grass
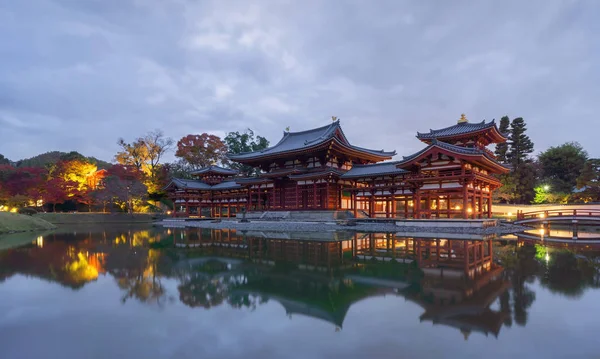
[35,212,162,224]
[0,212,57,235]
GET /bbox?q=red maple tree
[175,134,228,169]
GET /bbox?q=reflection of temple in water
[171,228,510,337]
[0,227,511,337]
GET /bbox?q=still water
[1,225,600,359]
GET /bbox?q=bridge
[515,209,600,225]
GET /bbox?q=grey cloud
[0,0,598,162]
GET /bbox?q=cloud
[0,0,598,162]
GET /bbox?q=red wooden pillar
[478,188,483,219]
[353,192,358,217]
[247,187,252,211]
[462,181,468,219]
[414,189,421,219]
[313,181,317,209]
[391,193,397,218]
[295,183,299,209]
[471,187,476,220]
[487,190,493,218]
[385,198,390,218]
[325,181,330,210]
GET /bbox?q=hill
[14,151,112,169]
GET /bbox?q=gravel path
[159,219,528,235]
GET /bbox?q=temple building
[165,115,509,219]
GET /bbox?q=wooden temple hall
[165,115,509,219]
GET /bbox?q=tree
[0,154,10,166]
[573,159,600,202]
[42,177,73,212]
[115,138,147,172]
[538,142,588,194]
[115,130,173,194]
[101,165,148,214]
[494,116,510,163]
[143,130,174,178]
[506,117,534,168]
[175,133,228,170]
[495,116,536,204]
[54,159,98,194]
[224,129,269,176]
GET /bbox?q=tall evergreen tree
[495,116,536,204]
[494,116,510,163]
[506,117,534,168]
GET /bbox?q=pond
[1,225,600,359]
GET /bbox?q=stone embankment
[161,218,527,235]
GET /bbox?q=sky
[1,0,599,163]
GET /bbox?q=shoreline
[159,219,528,236]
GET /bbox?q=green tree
[538,142,588,193]
[506,117,534,168]
[224,129,269,176]
[494,116,510,163]
[572,159,600,202]
[495,116,536,204]
[0,154,10,166]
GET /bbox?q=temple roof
[210,180,242,190]
[288,168,346,180]
[165,178,212,190]
[398,139,510,173]
[416,119,507,143]
[164,178,243,191]
[341,161,409,179]
[228,120,396,162]
[189,165,238,176]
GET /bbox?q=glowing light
[467,208,473,213]
[539,228,545,236]
[454,205,461,210]
[36,236,44,248]
[507,212,513,217]
[545,253,550,263]
[10,207,17,213]
[543,185,550,191]
[167,210,172,215]
[539,213,545,219]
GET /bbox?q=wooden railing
[516,209,600,221]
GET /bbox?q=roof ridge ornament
[458,113,468,124]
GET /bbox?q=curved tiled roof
[166,178,212,190]
[288,168,346,180]
[210,180,242,190]
[189,165,238,176]
[228,120,395,161]
[341,161,409,179]
[399,139,510,171]
[416,120,506,140]
[164,178,243,191]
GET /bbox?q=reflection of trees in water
[538,248,600,298]
[496,240,600,326]
[104,245,170,306]
[174,261,265,310]
[495,242,538,327]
